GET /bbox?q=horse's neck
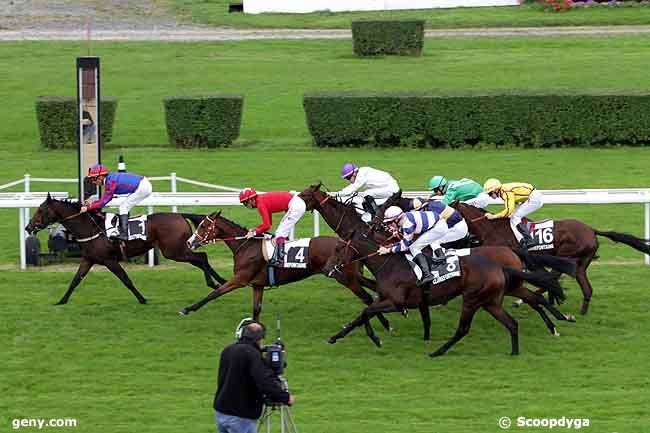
[321,200,362,235]
[473,219,517,245]
[219,220,255,254]
[56,204,99,237]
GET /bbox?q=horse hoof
[327,337,337,344]
[178,308,190,316]
[140,299,148,305]
[429,351,443,358]
[566,314,576,322]
[373,338,382,348]
[553,329,560,337]
[510,352,520,356]
[580,306,589,315]
[54,301,67,306]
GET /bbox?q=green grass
[3,265,650,433]
[3,37,650,152]
[170,2,650,29]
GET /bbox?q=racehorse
[324,231,565,357]
[180,211,392,330]
[301,184,577,339]
[25,194,226,305]
[450,202,650,314]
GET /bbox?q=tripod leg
[285,407,299,433]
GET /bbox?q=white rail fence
[1,174,649,269]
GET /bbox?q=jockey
[402,197,469,248]
[337,163,400,215]
[377,206,455,286]
[81,164,152,241]
[483,179,544,249]
[427,176,490,208]
[239,188,307,267]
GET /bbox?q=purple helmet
[341,163,358,179]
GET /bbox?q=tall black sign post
[77,57,101,200]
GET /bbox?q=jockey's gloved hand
[377,246,392,255]
[245,230,256,239]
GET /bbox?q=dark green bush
[163,95,243,148]
[35,97,118,149]
[303,91,650,148]
[351,20,425,57]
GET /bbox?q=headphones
[235,317,266,341]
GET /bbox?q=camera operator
[213,321,295,433]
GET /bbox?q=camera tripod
[257,377,298,433]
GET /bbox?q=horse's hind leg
[484,303,519,356]
[104,260,147,304]
[335,270,391,332]
[56,257,94,305]
[509,286,561,336]
[419,304,431,341]
[252,285,264,321]
[576,253,596,315]
[329,298,396,347]
[429,303,477,358]
[164,249,224,289]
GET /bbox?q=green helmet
[428,176,447,191]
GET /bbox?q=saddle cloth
[105,213,148,241]
[405,252,462,285]
[523,219,555,252]
[263,238,310,269]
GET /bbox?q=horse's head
[324,231,363,278]
[26,193,78,235]
[187,211,223,250]
[298,182,327,211]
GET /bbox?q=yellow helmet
[483,178,502,194]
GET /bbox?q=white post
[23,174,30,229]
[19,208,26,270]
[171,172,177,213]
[313,211,320,237]
[645,203,650,265]
[148,205,155,267]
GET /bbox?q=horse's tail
[504,267,566,303]
[514,248,577,277]
[181,213,206,229]
[594,230,650,255]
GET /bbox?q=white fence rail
[1,175,649,269]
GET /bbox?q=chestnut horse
[324,231,564,357]
[180,211,391,330]
[451,202,650,314]
[25,194,226,305]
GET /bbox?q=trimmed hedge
[352,20,424,57]
[163,95,243,148]
[35,97,118,149]
[303,91,650,148]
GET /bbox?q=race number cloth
[405,253,462,285]
[104,213,148,241]
[263,238,310,269]
[527,220,555,252]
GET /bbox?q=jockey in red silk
[81,164,153,241]
[239,188,307,266]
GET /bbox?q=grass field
[2,36,650,432]
[170,1,650,29]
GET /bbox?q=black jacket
[214,339,290,419]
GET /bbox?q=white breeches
[509,189,544,233]
[462,192,491,209]
[347,184,400,210]
[119,177,152,215]
[435,219,468,248]
[275,195,306,239]
[408,220,449,255]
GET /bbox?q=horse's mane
[455,202,487,215]
[51,197,83,211]
[215,212,249,234]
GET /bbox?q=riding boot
[269,241,285,267]
[362,196,378,216]
[516,222,536,249]
[116,214,129,241]
[414,253,435,287]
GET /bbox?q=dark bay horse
[25,194,226,305]
[180,211,391,330]
[451,202,650,314]
[301,184,577,339]
[324,231,564,357]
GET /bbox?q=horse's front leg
[179,278,245,315]
[328,298,397,347]
[104,260,147,304]
[252,285,264,321]
[56,257,94,305]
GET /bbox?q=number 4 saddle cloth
[405,251,463,285]
[523,219,555,252]
[104,213,148,241]
[262,238,310,269]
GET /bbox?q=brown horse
[451,202,650,314]
[25,194,227,305]
[179,211,392,330]
[301,184,577,339]
[324,231,564,357]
